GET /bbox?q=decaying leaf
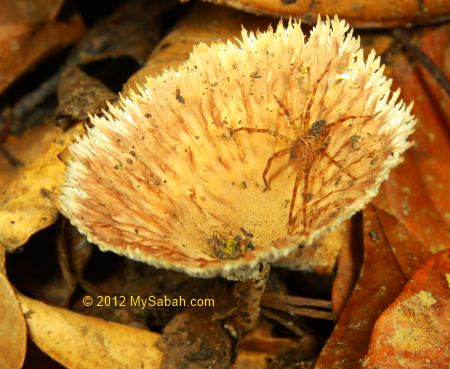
[373,23,450,253]
[0,122,84,250]
[363,248,450,368]
[18,293,270,369]
[0,0,85,94]
[201,0,450,28]
[54,66,117,126]
[18,293,163,369]
[331,217,363,318]
[0,271,27,369]
[53,0,173,127]
[315,206,410,368]
[158,310,233,369]
[66,0,171,68]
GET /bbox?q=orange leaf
[373,24,450,253]
[363,248,450,368]
[315,206,410,368]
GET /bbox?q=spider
[230,67,377,234]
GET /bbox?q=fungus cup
[60,17,415,282]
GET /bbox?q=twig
[0,145,23,167]
[13,72,61,125]
[261,293,333,320]
[392,28,450,95]
[261,308,307,337]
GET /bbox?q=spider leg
[288,171,303,233]
[321,151,357,180]
[262,148,291,191]
[230,127,291,143]
[302,63,331,134]
[325,113,378,130]
[273,94,294,127]
[301,170,311,232]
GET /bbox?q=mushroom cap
[60,17,415,279]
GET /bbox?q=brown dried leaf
[0,272,27,369]
[331,217,363,318]
[0,122,84,250]
[363,248,450,368]
[373,24,450,253]
[66,0,171,67]
[0,1,85,94]
[231,351,268,369]
[54,66,117,126]
[202,0,450,28]
[158,310,233,369]
[315,206,410,368]
[18,293,270,369]
[18,293,163,369]
[125,3,272,93]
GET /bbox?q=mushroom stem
[232,263,270,333]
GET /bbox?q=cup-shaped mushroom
[60,18,415,279]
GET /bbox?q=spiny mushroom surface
[61,18,415,279]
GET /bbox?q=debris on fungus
[60,17,415,279]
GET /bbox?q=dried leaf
[66,0,171,67]
[125,3,272,92]
[54,66,117,126]
[202,0,450,28]
[231,351,268,369]
[0,0,85,94]
[363,248,450,368]
[331,217,363,318]
[0,272,27,369]
[315,206,409,368]
[373,24,450,253]
[0,122,84,250]
[18,293,163,369]
[158,310,233,369]
[18,293,270,369]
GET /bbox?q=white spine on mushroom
[60,17,415,279]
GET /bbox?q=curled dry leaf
[315,205,415,368]
[66,0,171,67]
[17,293,163,369]
[60,17,414,279]
[0,0,85,94]
[0,272,27,369]
[331,217,363,318]
[0,122,84,250]
[54,66,118,126]
[18,293,269,369]
[363,248,450,368]
[201,0,450,28]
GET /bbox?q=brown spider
[230,68,377,234]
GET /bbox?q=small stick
[260,308,307,337]
[0,146,23,167]
[393,29,450,95]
